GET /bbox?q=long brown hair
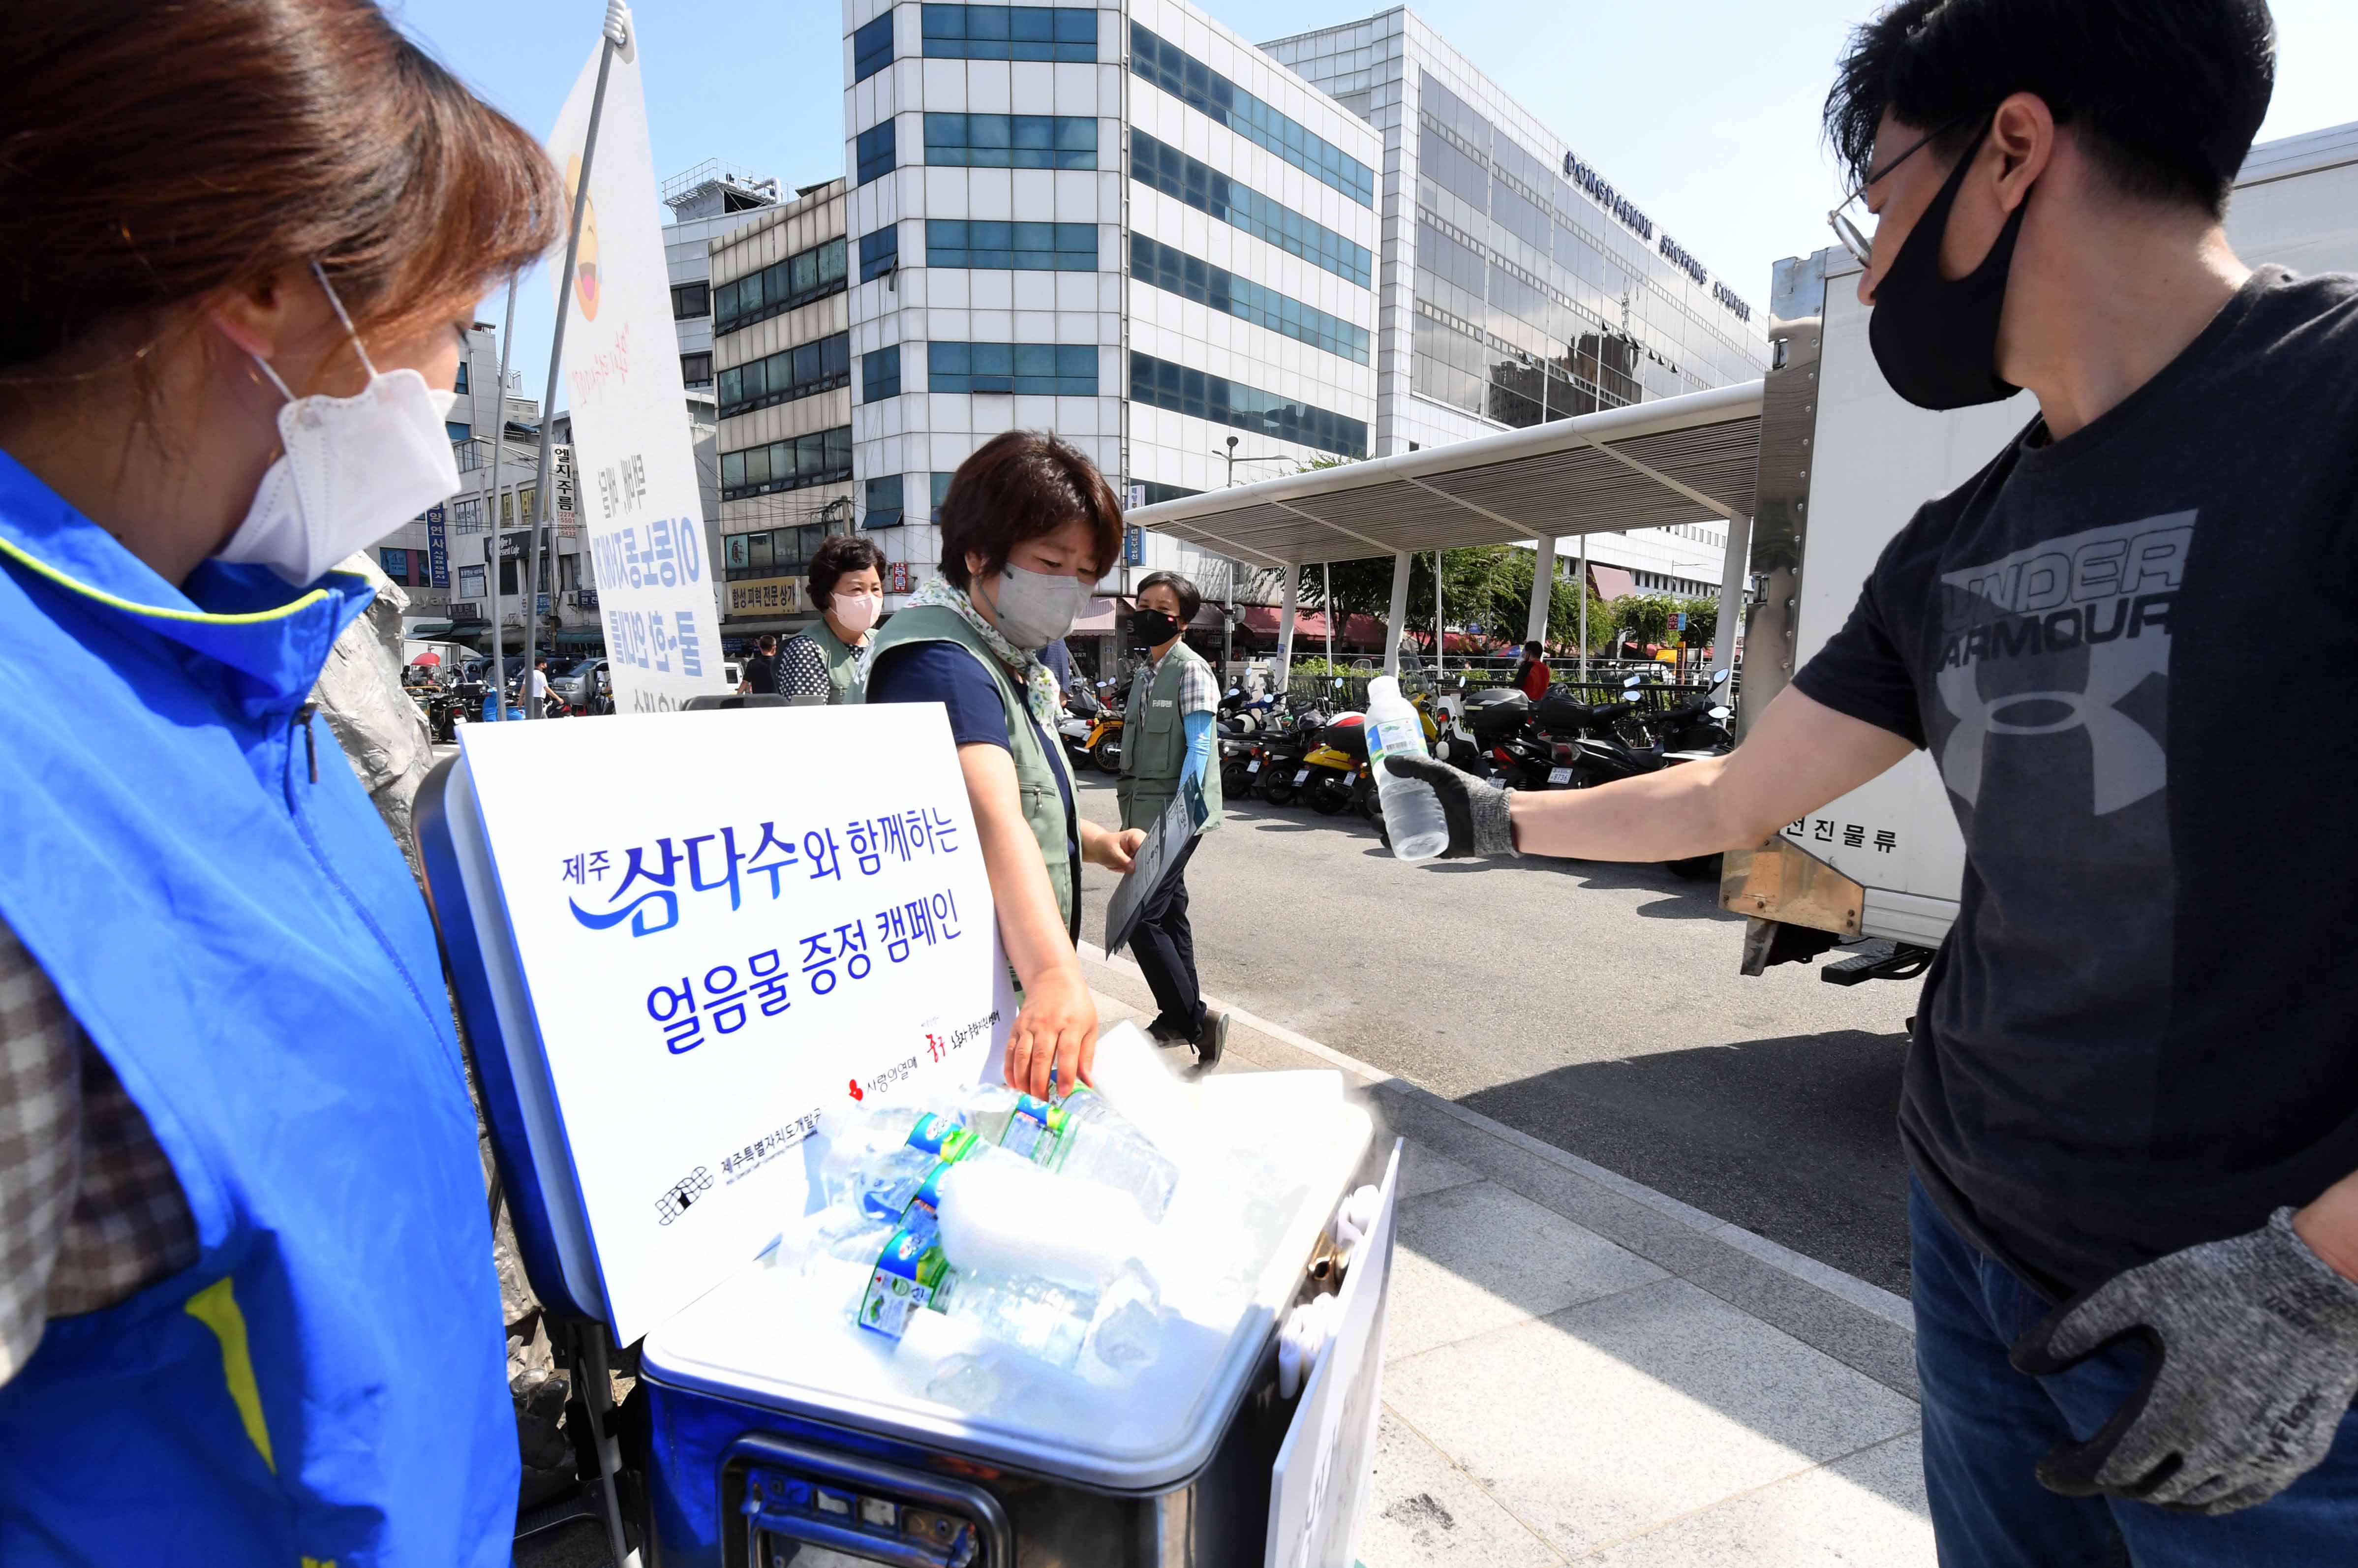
[0,0,561,372]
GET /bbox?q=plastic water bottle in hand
[1365,676,1450,863]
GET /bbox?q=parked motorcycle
[1465,689,1556,789]
[1253,703,1328,806]
[1428,682,1487,772]
[1057,682,1106,769]
[1656,669,1736,757]
[1055,679,1124,773]
[1292,712,1368,816]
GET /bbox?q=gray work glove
[1381,755,1517,859]
[2009,1207,2358,1514]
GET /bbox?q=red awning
[409,651,443,666]
[1234,606,1388,649]
[1588,564,1638,601]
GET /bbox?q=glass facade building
[1263,9,1768,457]
[825,0,1758,624]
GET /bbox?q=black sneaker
[1146,1015,1189,1044]
[1193,1011,1228,1069]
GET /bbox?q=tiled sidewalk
[1079,946,1937,1567]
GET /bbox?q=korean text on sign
[566,809,963,937]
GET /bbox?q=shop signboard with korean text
[553,443,579,533]
[459,705,1014,1342]
[726,577,803,617]
[546,26,727,711]
[425,504,450,588]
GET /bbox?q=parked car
[550,658,605,710]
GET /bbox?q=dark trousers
[1912,1176,2358,1567]
[1126,835,1203,1040]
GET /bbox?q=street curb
[1079,941,1916,1336]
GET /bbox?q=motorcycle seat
[1315,713,1369,759]
[1467,689,1530,740]
[1534,693,1626,732]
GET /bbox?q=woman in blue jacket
[0,3,562,1561]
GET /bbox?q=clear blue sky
[385,0,2358,411]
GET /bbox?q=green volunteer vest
[1118,640,1224,833]
[788,618,868,704]
[868,605,1078,938]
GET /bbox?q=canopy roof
[1126,380,1763,568]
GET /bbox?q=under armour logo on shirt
[1932,513,2190,815]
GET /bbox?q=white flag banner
[546,27,726,712]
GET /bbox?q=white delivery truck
[1720,119,2358,984]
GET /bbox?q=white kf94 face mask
[214,263,462,586]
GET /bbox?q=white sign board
[546,28,728,712]
[459,706,1014,1342]
[1268,1141,1401,1568]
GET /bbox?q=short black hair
[939,430,1124,591]
[1523,640,1543,658]
[1135,570,1201,626]
[1825,0,2274,218]
[807,533,886,611]
[756,633,777,651]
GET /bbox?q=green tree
[1675,595,1719,650]
[1612,593,1675,648]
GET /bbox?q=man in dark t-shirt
[1389,2,2358,1560]
[738,633,779,696]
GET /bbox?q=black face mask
[1867,122,2032,411]
[1132,609,1181,649]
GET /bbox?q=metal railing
[1247,664,1734,717]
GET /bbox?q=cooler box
[415,706,1396,1567]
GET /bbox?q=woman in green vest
[1116,572,1227,1066]
[781,532,885,703]
[865,431,1143,1097]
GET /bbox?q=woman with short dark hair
[0,0,560,1550]
[1115,570,1227,1065]
[865,430,1143,1096]
[782,531,885,702]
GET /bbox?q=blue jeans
[1912,1176,2358,1565]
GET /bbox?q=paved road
[1073,770,1926,1295]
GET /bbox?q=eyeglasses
[1826,107,1993,267]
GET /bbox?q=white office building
[790,0,1760,668]
[834,0,1380,647]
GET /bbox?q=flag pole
[527,18,621,715]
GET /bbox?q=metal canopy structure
[1125,379,1764,569]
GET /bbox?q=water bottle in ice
[822,1108,971,1223]
[1364,675,1451,863]
[968,1085,1178,1220]
[1051,1088,1180,1222]
[934,1269,1095,1369]
[854,1226,1160,1374]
